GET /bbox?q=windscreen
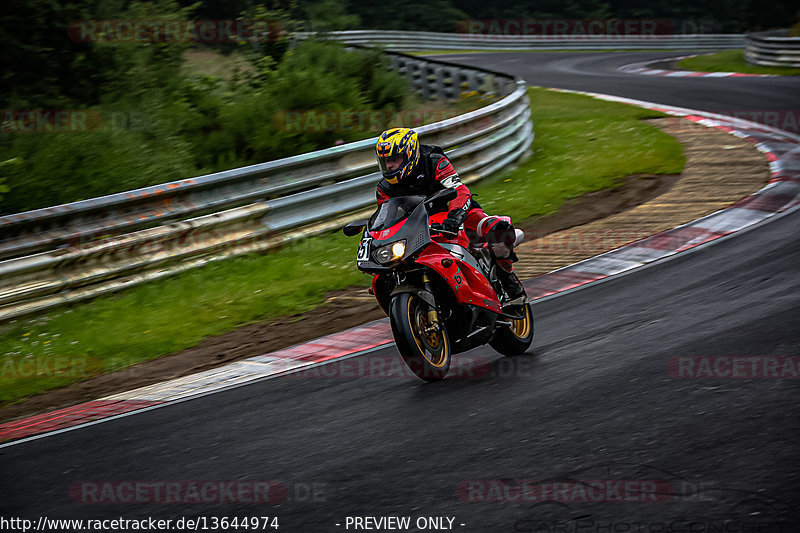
[368,195,425,231]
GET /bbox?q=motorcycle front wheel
[389,292,451,382]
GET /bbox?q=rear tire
[490,302,534,356]
[389,292,451,382]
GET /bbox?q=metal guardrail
[0,48,534,323]
[297,30,746,51]
[745,30,800,68]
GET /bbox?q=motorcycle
[342,189,534,382]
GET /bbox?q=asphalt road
[441,51,800,133]
[1,52,799,532]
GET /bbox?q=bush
[0,40,410,214]
[0,126,197,211]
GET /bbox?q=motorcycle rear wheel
[490,302,534,356]
[389,292,451,382]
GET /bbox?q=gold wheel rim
[509,306,531,339]
[407,296,448,368]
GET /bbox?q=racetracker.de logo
[68,20,283,43]
[0,356,96,380]
[667,356,800,379]
[1,110,104,133]
[69,481,287,504]
[281,354,534,380]
[455,19,675,38]
[677,110,800,134]
[273,109,492,134]
[457,479,673,503]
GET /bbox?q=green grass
[183,49,254,80]
[677,50,800,76]
[0,233,367,405]
[472,87,684,220]
[0,87,685,407]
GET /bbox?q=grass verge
[677,51,800,76]
[0,87,685,407]
[472,87,684,220]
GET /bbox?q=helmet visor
[378,153,409,178]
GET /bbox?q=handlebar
[430,223,459,237]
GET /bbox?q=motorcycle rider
[374,127,526,302]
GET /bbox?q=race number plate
[357,236,372,263]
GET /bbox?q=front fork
[421,272,441,333]
[389,270,441,334]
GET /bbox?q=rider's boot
[478,216,526,303]
[496,258,526,303]
[478,216,518,253]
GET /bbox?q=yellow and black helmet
[375,127,420,184]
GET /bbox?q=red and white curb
[0,322,396,444]
[527,89,800,299]
[2,92,799,446]
[619,54,777,78]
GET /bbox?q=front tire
[389,292,451,382]
[490,302,534,356]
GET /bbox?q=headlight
[374,240,406,264]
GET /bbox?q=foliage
[0,36,408,214]
[304,0,361,33]
[787,12,800,37]
[1,0,116,108]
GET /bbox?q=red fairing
[416,241,501,313]
[371,274,390,316]
[376,185,391,206]
[371,274,380,294]
[448,183,472,213]
[434,156,471,213]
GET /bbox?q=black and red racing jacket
[375,144,473,223]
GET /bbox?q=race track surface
[442,51,800,133]
[1,51,799,531]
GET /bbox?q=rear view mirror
[343,220,367,237]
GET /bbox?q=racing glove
[442,217,461,233]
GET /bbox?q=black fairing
[357,196,432,273]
